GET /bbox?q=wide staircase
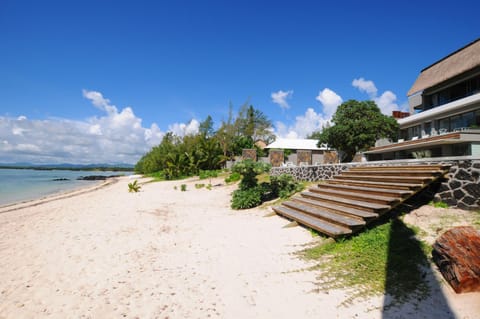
[272,164,450,238]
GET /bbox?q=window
[424,122,432,136]
[451,115,462,130]
[438,117,450,133]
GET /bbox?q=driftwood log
[432,226,480,293]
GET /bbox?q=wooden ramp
[272,164,450,238]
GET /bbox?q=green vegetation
[127,180,141,193]
[135,103,275,179]
[195,183,205,189]
[230,160,304,209]
[199,169,219,180]
[231,187,263,209]
[312,100,399,162]
[430,200,449,208]
[180,184,187,191]
[302,218,431,306]
[225,172,241,184]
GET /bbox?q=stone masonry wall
[270,158,480,210]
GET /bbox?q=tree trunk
[432,226,480,293]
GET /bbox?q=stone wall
[434,160,480,210]
[270,157,480,210]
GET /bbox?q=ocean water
[0,169,132,207]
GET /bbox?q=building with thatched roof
[366,38,480,160]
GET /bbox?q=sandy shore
[0,176,478,318]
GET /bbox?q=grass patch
[429,200,449,208]
[301,218,431,306]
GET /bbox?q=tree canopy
[316,100,399,162]
[134,103,275,177]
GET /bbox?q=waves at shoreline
[0,169,131,208]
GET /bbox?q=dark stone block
[473,162,480,169]
[464,183,480,198]
[455,169,474,181]
[453,189,465,200]
[438,183,451,193]
[462,196,478,206]
[471,169,480,180]
[449,180,462,190]
[458,161,472,169]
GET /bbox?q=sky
[1,0,479,165]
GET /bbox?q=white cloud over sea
[0,90,199,165]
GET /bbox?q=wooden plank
[349,165,449,171]
[326,179,423,190]
[320,183,413,198]
[335,174,433,184]
[292,197,378,219]
[308,187,400,205]
[273,206,352,237]
[343,169,443,176]
[301,191,391,213]
[282,201,366,227]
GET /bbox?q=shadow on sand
[381,183,456,319]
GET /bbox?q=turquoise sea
[0,169,132,207]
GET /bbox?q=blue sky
[1,0,479,164]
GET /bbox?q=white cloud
[352,77,400,115]
[275,108,329,139]
[315,88,343,118]
[271,90,293,110]
[375,90,399,116]
[168,119,200,137]
[352,78,377,96]
[0,90,201,164]
[82,89,117,114]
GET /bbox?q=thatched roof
[407,38,480,96]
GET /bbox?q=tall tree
[317,100,399,162]
[199,115,214,137]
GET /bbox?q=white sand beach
[0,176,478,319]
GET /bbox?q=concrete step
[308,186,401,205]
[272,206,352,238]
[282,201,366,228]
[320,183,413,198]
[301,191,391,214]
[291,197,378,220]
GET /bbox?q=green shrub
[225,172,241,183]
[206,184,212,190]
[270,174,304,198]
[199,170,218,180]
[128,180,141,193]
[147,171,166,181]
[232,160,271,190]
[231,187,262,209]
[180,184,187,191]
[195,183,205,189]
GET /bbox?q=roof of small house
[407,38,480,96]
[265,138,329,150]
